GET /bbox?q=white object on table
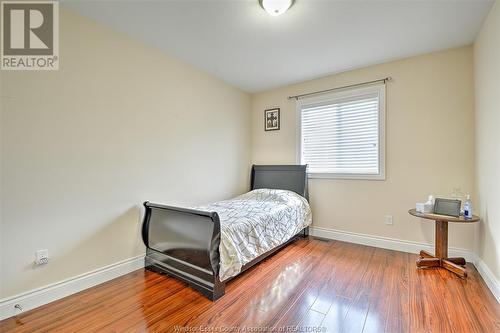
[416,195,434,213]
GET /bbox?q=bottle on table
[463,194,473,219]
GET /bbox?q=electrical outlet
[35,249,49,266]
[384,215,393,225]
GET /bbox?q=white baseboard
[310,226,474,261]
[0,254,145,321]
[473,254,500,303]
[310,226,500,303]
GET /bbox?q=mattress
[196,188,312,281]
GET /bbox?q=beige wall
[0,9,251,298]
[251,47,476,250]
[0,75,3,298]
[474,1,500,281]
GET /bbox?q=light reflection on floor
[257,261,304,312]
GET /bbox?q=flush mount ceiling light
[259,0,295,16]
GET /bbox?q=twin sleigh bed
[141,165,311,300]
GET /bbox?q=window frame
[296,84,386,180]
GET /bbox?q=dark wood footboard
[141,201,225,300]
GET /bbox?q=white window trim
[296,84,386,181]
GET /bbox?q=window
[297,84,385,180]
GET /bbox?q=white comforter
[196,189,312,281]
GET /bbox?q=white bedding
[196,188,312,281]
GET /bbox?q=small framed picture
[264,108,280,131]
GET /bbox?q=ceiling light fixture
[259,0,295,16]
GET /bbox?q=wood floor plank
[359,248,398,333]
[424,265,455,333]
[299,309,326,331]
[321,295,352,333]
[1,237,498,333]
[342,294,370,333]
[269,240,336,330]
[341,245,384,333]
[383,250,410,333]
[309,241,348,316]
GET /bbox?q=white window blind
[298,85,385,180]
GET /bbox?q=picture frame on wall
[265,108,280,131]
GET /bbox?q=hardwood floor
[1,238,499,333]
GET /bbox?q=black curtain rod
[287,77,392,100]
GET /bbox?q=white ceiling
[63,0,493,92]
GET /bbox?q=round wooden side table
[408,208,480,278]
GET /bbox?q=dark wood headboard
[250,165,308,200]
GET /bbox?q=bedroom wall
[474,0,500,282]
[251,46,476,251]
[0,8,251,298]
[0,75,3,298]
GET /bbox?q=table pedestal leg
[416,220,467,278]
[435,220,448,258]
